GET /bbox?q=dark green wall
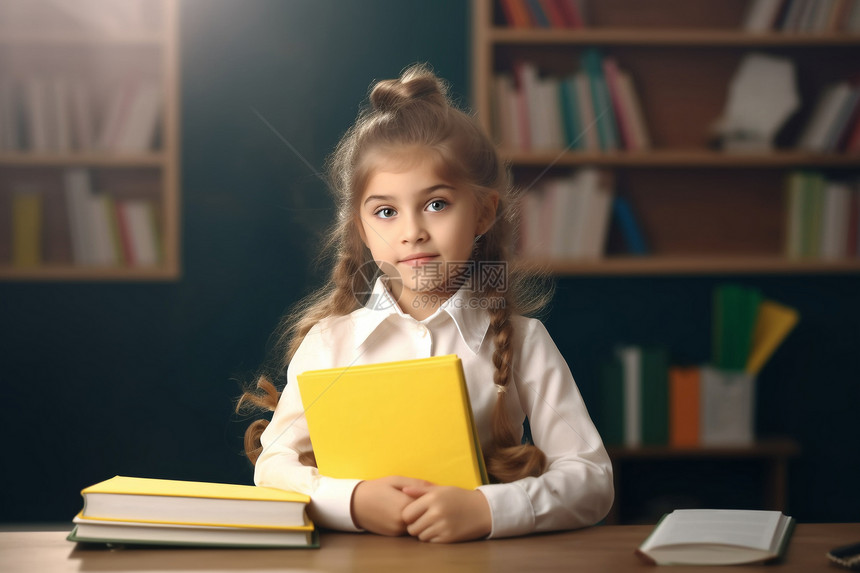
[1,0,857,524]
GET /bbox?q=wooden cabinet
[0,0,180,280]
[472,0,860,275]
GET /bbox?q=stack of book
[68,476,317,548]
[743,0,860,33]
[796,81,860,154]
[498,0,588,29]
[518,168,615,260]
[492,49,650,152]
[599,286,798,448]
[784,171,860,260]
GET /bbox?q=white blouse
[255,278,614,538]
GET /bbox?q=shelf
[0,32,163,46]
[489,27,860,47]
[606,439,801,459]
[0,153,167,168]
[0,264,180,282]
[514,256,860,276]
[502,149,860,169]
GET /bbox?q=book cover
[746,300,799,375]
[12,189,43,267]
[69,514,318,549]
[298,355,488,490]
[637,509,795,566]
[669,366,700,448]
[640,347,669,446]
[80,476,310,528]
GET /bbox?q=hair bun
[369,64,448,112]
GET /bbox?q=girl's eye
[375,207,396,219]
[427,200,448,212]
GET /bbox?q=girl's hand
[401,485,492,543]
[351,476,433,536]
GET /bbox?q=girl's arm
[476,317,615,538]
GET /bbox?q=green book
[640,346,669,446]
[599,359,624,446]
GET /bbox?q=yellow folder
[298,355,488,489]
[746,300,800,375]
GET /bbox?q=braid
[484,292,547,483]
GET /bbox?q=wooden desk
[0,523,857,572]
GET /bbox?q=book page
[650,510,781,550]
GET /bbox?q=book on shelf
[494,53,648,153]
[69,475,316,548]
[610,195,649,256]
[712,283,762,372]
[517,168,614,260]
[600,345,668,448]
[11,187,43,267]
[497,0,586,29]
[297,355,488,490]
[62,168,162,268]
[636,509,795,566]
[668,366,700,448]
[745,0,860,33]
[784,171,860,260]
[797,81,860,153]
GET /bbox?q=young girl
[238,64,613,543]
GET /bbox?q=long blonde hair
[237,63,550,482]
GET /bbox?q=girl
[238,64,613,543]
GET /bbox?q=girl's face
[358,153,497,318]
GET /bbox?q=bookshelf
[0,0,180,281]
[472,0,860,275]
[606,439,800,524]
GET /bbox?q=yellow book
[746,300,800,375]
[79,476,311,529]
[12,190,43,267]
[298,354,488,489]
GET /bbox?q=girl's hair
[237,63,551,483]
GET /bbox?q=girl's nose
[401,213,429,244]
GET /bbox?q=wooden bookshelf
[472,0,860,275]
[605,439,800,524]
[0,0,180,281]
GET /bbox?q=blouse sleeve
[477,318,614,538]
[254,325,363,532]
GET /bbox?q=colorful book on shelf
[712,284,762,371]
[668,366,700,448]
[611,195,649,255]
[70,476,315,548]
[12,188,43,268]
[637,509,795,566]
[746,300,799,376]
[581,49,620,151]
[297,355,488,490]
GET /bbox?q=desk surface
[0,523,857,572]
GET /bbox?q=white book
[580,170,615,259]
[546,177,577,258]
[23,76,50,152]
[52,76,71,152]
[70,80,95,150]
[700,366,755,446]
[616,345,642,448]
[0,79,19,150]
[113,81,162,152]
[742,0,784,31]
[88,192,119,266]
[535,77,564,150]
[797,82,854,151]
[637,509,794,566]
[97,82,134,151]
[122,199,160,265]
[820,181,852,259]
[492,74,518,150]
[64,168,97,264]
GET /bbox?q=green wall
[1,0,857,524]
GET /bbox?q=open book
[636,509,795,566]
[298,354,488,489]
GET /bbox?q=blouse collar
[353,277,491,355]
